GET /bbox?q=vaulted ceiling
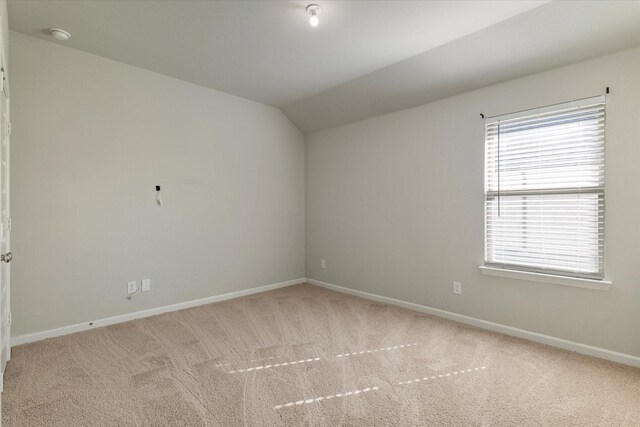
[8,1,640,134]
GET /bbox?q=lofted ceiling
[284,1,640,133]
[7,1,640,134]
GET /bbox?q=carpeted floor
[3,283,640,426]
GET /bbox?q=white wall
[10,32,305,337]
[306,47,640,357]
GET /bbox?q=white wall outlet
[453,281,462,295]
[127,281,137,294]
[321,259,326,269]
[142,279,151,292]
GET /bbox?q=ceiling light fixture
[306,4,321,27]
[49,28,71,41]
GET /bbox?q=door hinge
[7,312,11,326]
[6,121,10,136]
[6,217,10,231]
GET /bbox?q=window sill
[478,266,612,291]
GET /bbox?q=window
[484,96,605,280]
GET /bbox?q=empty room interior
[0,0,639,425]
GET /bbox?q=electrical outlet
[453,281,462,295]
[321,259,326,269]
[142,279,151,291]
[127,281,137,294]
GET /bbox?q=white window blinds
[484,95,605,279]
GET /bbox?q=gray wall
[10,32,305,337]
[306,47,640,357]
[10,29,640,358]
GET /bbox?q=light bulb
[306,4,321,28]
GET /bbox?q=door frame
[0,5,10,402]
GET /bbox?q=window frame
[483,96,606,281]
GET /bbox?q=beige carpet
[3,283,640,426]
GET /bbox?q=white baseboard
[306,278,640,369]
[12,278,305,346]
